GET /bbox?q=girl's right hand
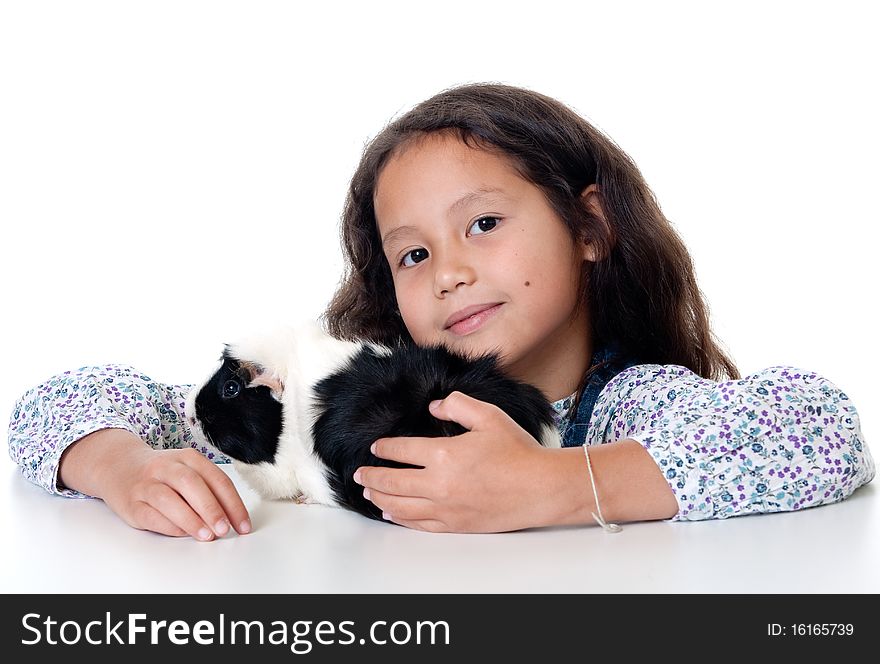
[59,429,252,541]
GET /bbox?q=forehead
[373,133,528,228]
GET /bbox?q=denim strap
[561,343,637,448]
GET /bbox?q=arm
[353,392,677,533]
[589,364,876,521]
[7,364,226,496]
[540,440,679,527]
[355,364,874,532]
[7,365,250,539]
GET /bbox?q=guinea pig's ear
[240,360,285,401]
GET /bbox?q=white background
[1,1,877,462]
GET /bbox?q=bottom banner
[1,594,871,661]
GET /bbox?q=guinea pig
[184,322,560,522]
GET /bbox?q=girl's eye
[401,247,429,267]
[222,379,242,399]
[468,216,500,235]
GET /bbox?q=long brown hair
[323,83,739,381]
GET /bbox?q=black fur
[311,345,555,521]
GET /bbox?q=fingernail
[197,527,213,541]
[214,519,229,537]
[370,442,376,454]
[429,399,442,410]
[239,520,251,534]
[382,512,392,521]
[353,469,363,484]
[363,488,371,500]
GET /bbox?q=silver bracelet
[583,444,622,533]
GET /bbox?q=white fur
[185,321,367,505]
[539,423,562,448]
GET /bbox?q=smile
[444,303,504,336]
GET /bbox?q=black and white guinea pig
[184,322,560,522]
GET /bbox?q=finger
[145,482,218,541]
[355,466,431,498]
[371,436,435,466]
[429,390,500,430]
[156,461,235,538]
[182,453,252,535]
[129,501,189,537]
[364,488,436,521]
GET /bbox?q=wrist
[59,428,150,498]
[525,446,595,528]
[535,440,680,528]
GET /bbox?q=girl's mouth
[445,303,503,336]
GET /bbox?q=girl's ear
[579,183,607,262]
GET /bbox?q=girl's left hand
[353,391,554,533]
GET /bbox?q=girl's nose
[433,259,477,297]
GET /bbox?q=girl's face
[374,133,596,399]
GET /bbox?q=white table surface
[2,463,877,594]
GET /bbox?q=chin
[443,333,514,367]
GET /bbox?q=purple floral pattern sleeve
[587,364,875,521]
[6,364,229,498]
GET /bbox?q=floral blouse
[6,361,875,521]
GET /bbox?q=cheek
[392,276,413,316]
[393,281,435,343]
[516,258,582,311]
[400,309,436,345]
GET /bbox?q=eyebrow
[446,187,507,216]
[381,225,419,249]
[380,187,508,249]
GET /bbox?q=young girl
[7,83,874,539]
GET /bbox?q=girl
[7,83,874,538]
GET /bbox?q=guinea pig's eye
[222,379,242,400]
